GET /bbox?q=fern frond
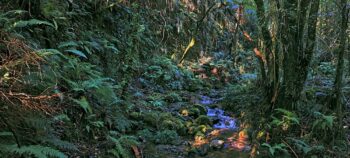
[44,137,78,151]
[107,135,139,158]
[58,41,79,49]
[2,10,28,17]
[13,19,55,28]
[2,144,67,158]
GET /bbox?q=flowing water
[192,93,251,158]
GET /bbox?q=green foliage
[194,115,212,125]
[64,49,87,59]
[287,138,325,156]
[317,62,336,76]
[270,108,300,130]
[72,96,92,114]
[164,92,182,103]
[154,130,179,145]
[262,143,288,157]
[311,112,336,141]
[1,145,67,158]
[107,134,139,158]
[13,19,55,28]
[312,112,335,130]
[142,56,203,91]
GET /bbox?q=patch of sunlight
[193,136,208,147]
[181,109,189,116]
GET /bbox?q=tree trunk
[251,0,318,109]
[334,0,349,135]
[254,0,279,105]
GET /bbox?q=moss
[40,0,68,18]
[193,104,207,115]
[195,115,212,125]
[189,124,212,135]
[186,108,201,118]
[159,113,186,135]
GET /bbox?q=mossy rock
[159,113,187,135]
[189,125,211,135]
[195,115,212,125]
[193,104,207,115]
[180,105,207,118]
[180,107,201,118]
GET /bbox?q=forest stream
[192,92,251,158]
[1,1,349,158]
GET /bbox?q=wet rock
[210,139,225,149]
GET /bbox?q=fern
[72,96,93,114]
[107,135,139,158]
[262,143,288,157]
[58,41,79,49]
[13,19,55,28]
[35,49,68,59]
[64,49,88,59]
[43,137,78,151]
[2,144,67,158]
[270,108,300,130]
[312,112,335,130]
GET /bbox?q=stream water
[192,93,251,158]
[198,94,237,130]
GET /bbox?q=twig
[282,139,299,158]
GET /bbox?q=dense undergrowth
[0,1,225,157]
[0,0,349,158]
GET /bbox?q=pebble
[210,139,225,149]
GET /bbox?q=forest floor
[127,65,350,158]
[128,68,259,158]
[142,89,252,158]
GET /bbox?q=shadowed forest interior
[0,0,349,157]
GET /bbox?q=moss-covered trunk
[334,0,349,135]
[254,0,320,109]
